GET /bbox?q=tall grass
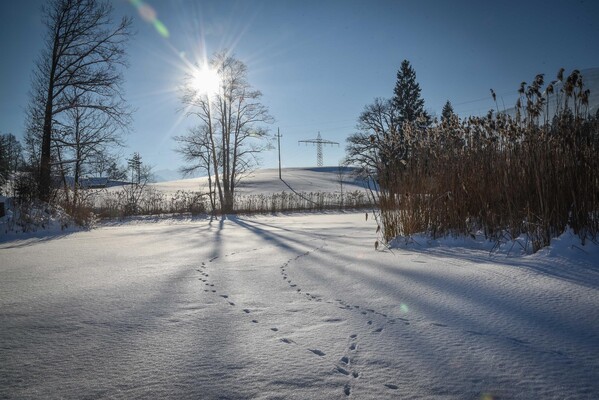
[84,187,371,219]
[378,69,598,251]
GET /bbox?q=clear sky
[1,0,598,176]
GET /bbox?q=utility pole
[277,127,282,179]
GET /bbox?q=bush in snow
[375,68,598,252]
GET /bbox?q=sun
[192,66,220,97]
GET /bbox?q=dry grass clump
[379,69,598,251]
[90,188,206,219]
[234,190,372,214]
[87,187,371,219]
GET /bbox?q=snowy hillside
[143,166,371,196]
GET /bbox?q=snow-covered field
[133,166,370,196]
[1,211,599,399]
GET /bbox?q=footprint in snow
[344,384,351,396]
[251,319,258,323]
[228,302,235,306]
[243,309,251,313]
[385,384,399,390]
[308,349,326,356]
[350,334,357,339]
[271,327,278,332]
[373,327,383,333]
[280,338,295,344]
[340,356,349,364]
[220,295,228,299]
[336,366,350,375]
[349,343,356,351]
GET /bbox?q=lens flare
[129,0,169,38]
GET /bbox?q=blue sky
[1,0,598,175]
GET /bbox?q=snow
[1,211,598,399]
[129,167,370,197]
[1,168,598,398]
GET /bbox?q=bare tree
[179,52,273,213]
[344,97,403,178]
[55,88,126,206]
[174,125,218,212]
[29,0,132,202]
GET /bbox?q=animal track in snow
[270,327,278,332]
[243,309,251,313]
[280,338,295,344]
[385,384,399,390]
[336,366,350,375]
[308,349,326,356]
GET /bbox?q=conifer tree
[392,60,431,126]
[441,100,455,122]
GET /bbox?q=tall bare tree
[29,0,132,202]
[179,52,273,213]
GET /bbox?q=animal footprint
[385,384,399,390]
[336,366,350,375]
[243,309,251,313]
[270,327,278,332]
[308,349,325,356]
[280,338,295,344]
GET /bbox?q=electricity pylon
[298,132,339,167]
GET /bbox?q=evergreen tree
[441,100,455,122]
[392,60,431,126]
[127,152,142,184]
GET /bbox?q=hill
[137,166,372,196]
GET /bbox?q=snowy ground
[136,167,370,196]
[1,212,598,399]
